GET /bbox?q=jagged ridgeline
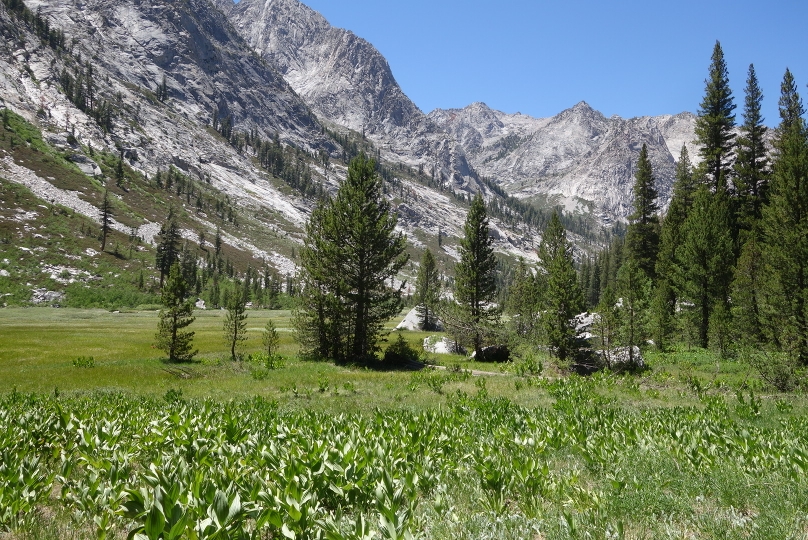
[2,0,688,317]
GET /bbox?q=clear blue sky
[295,0,808,125]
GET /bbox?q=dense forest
[501,42,808,389]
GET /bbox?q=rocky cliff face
[6,0,337,224]
[215,0,484,195]
[0,0,544,278]
[219,0,700,224]
[429,102,699,222]
[0,0,333,275]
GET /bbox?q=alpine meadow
[2,0,808,537]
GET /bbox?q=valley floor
[1,307,807,539]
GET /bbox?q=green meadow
[1,307,808,539]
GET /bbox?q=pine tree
[626,143,660,280]
[115,151,125,188]
[761,69,808,364]
[777,69,804,131]
[538,212,584,360]
[656,146,696,332]
[296,199,348,361]
[731,233,766,346]
[452,193,500,358]
[155,263,197,363]
[100,188,112,252]
[733,64,770,234]
[649,279,674,352]
[694,41,736,191]
[262,319,280,358]
[214,227,223,257]
[615,258,651,365]
[223,285,248,361]
[415,248,441,331]
[295,154,408,363]
[594,286,619,364]
[506,258,541,339]
[677,187,734,348]
[155,210,181,287]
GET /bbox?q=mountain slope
[1,0,556,311]
[429,102,699,221]
[215,0,485,195]
[219,0,700,224]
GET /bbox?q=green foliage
[730,234,767,346]
[155,264,197,363]
[163,387,184,403]
[657,146,696,288]
[72,356,94,368]
[625,144,660,280]
[538,213,584,360]
[677,187,734,349]
[99,188,113,252]
[509,344,544,377]
[414,248,440,331]
[223,286,248,361]
[63,284,159,309]
[262,319,280,358]
[449,193,501,357]
[761,69,808,365]
[615,259,651,363]
[733,64,770,231]
[383,333,421,367]
[694,40,736,191]
[296,154,408,364]
[506,258,541,340]
[155,211,181,287]
[250,352,285,371]
[649,280,674,352]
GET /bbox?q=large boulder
[471,345,510,363]
[68,154,102,177]
[396,306,443,331]
[600,346,644,370]
[30,288,64,305]
[423,336,462,354]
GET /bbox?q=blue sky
[297,0,808,125]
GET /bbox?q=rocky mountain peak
[219,0,485,197]
[430,101,697,222]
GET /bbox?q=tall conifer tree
[678,187,734,348]
[155,264,197,363]
[415,248,441,331]
[761,69,808,364]
[695,41,736,192]
[655,146,697,347]
[626,144,660,281]
[733,64,770,233]
[223,286,248,361]
[295,154,408,363]
[155,209,181,287]
[452,193,500,358]
[507,258,541,339]
[538,213,584,360]
[100,188,112,252]
[616,258,651,365]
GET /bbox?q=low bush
[383,333,421,367]
[72,356,94,368]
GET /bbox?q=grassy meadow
[1,306,808,539]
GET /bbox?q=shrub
[383,333,421,367]
[72,356,95,368]
[249,352,286,370]
[163,388,183,403]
